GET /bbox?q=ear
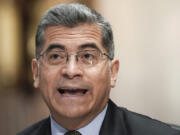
[32,59,40,88]
[110,59,119,88]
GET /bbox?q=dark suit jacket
[17,99,180,135]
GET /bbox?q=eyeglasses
[38,49,112,67]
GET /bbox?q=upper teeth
[58,89,87,94]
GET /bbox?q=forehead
[43,24,104,52]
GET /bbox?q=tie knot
[64,130,82,135]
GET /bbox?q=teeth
[58,88,87,95]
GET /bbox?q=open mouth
[58,88,88,96]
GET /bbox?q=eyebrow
[45,43,65,53]
[78,43,101,52]
[43,43,101,54]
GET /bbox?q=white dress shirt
[50,105,108,135]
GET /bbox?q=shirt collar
[50,104,108,135]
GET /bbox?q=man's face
[32,24,119,128]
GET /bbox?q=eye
[78,50,99,65]
[46,51,66,64]
[49,53,61,60]
[83,53,94,59]
[79,50,99,60]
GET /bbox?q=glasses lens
[41,50,106,66]
[45,51,66,65]
[78,50,99,65]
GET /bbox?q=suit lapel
[35,117,51,135]
[99,100,128,135]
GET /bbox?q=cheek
[87,64,111,95]
[39,67,59,99]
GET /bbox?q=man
[17,3,180,135]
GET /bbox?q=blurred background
[0,0,179,134]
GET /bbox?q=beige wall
[93,0,180,125]
[0,1,21,87]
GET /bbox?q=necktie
[64,130,82,135]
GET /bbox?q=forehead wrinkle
[47,31,101,41]
[44,24,105,53]
[45,24,102,41]
[47,34,100,41]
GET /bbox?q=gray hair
[35,3,114,59]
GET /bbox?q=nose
[61,55,83,79]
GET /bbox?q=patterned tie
[64,130,82,135]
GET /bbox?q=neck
[51,104,108,130]
[52,112,96,130]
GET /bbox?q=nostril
[62,73,82,79]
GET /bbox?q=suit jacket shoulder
[17,118,51,135]
[17,100,180,135]
[99,99,180,135]
[123,106,179,135]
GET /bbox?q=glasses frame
[37,49,113,66]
